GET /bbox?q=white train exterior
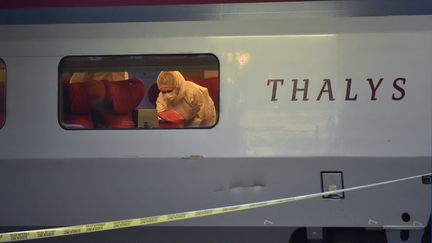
[0,1,430,242]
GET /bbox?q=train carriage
[0,1,431,242]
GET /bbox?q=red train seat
[0,82,5,127]
[63,80,106,129]
[193,77,218,109]
[101,79,146,128]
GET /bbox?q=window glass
[0,59,5,128]
[59,54,219,129]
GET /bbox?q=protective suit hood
[156,71,186,103]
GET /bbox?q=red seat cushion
[0,83,5,112]
[193,77,218,108]
[101,79,145,128]
[0,83,5,127]
[0,112,4,127]
[104,79,146,114]
[69,80,106,114]
[98,113,135,128]
[63,80,106,129]
[63,114,93,129]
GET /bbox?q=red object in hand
[158,109,184,128]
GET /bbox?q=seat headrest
[68,80,106,114]
[104,79,146,114]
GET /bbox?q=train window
[0,58,5,129]
[59,54,219,129]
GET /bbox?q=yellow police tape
[0,173,430,242]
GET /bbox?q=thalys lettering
[267,78,406,101]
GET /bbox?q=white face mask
[164,90,177,102]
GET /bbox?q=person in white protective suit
[156,71,216,127]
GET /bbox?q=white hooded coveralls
[156,71,216,127]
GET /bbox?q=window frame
[58,53,220,130]
[0,58,6,129]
